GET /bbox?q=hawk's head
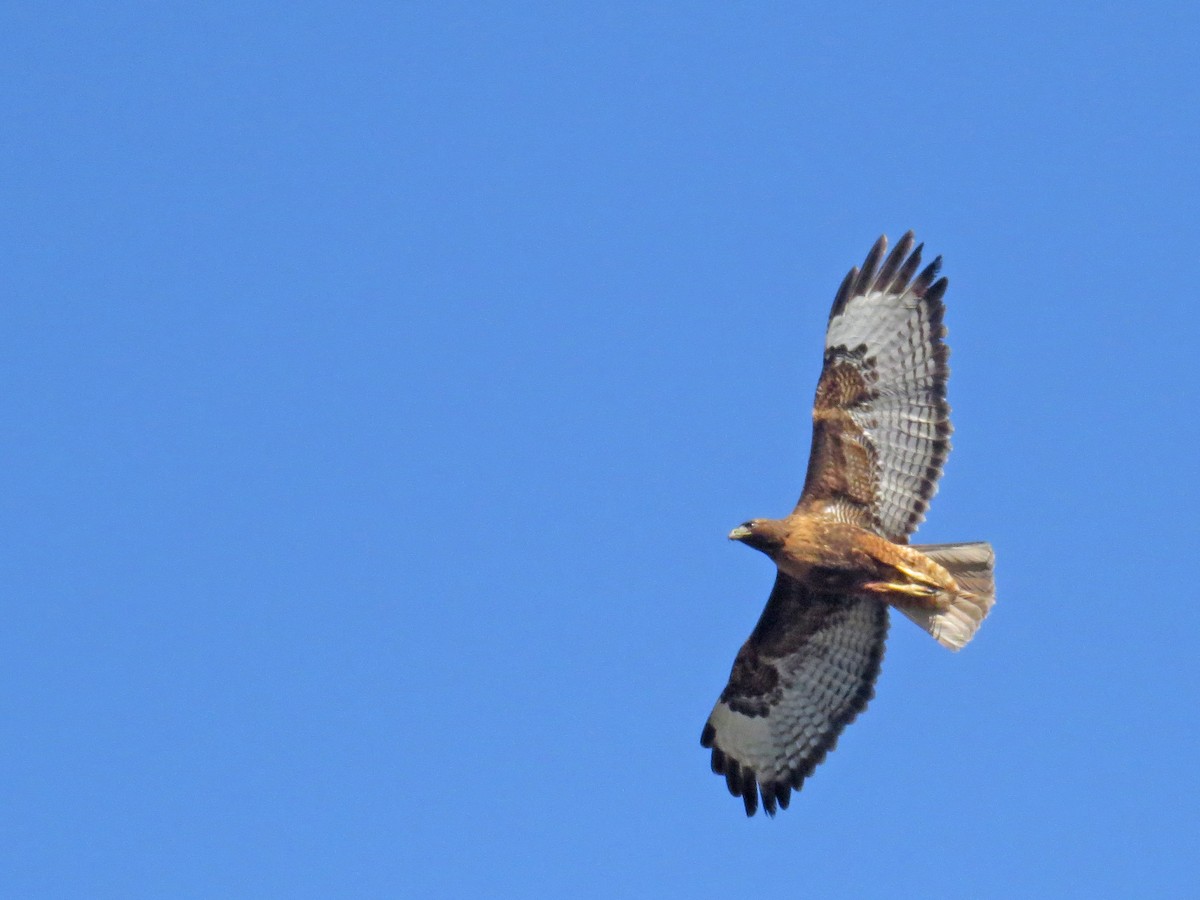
[728,519,786,556]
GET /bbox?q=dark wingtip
[775,782,791,810]
[874,230,914,292]
[924,275,949,305]
[829,266,857,319]
[760,782,778,817]
[700,722,715,748]
[912,255,944,297]
[891,241,924,293]
[790,756,819,789]
[710,746,727,775]
[852,235,887,296]
[741,771,759,817]
[725,759,742,797]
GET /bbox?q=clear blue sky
[5,3,1199,897]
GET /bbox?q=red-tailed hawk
[701,232,995,816]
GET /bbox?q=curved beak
[728,525,752,541]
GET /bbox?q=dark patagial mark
[720,644,781,718]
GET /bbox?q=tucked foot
[891,561,948,590]
[861,580,939,599]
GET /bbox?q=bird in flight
[701,232,995,816]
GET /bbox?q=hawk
[701,232,995,817]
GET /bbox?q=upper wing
[796,232,951,541]
[700,572,888,816]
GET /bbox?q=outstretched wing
[796,232,951,541]
[700,573,888,816]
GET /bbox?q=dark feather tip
[924,275,949,304]
[853,235,887,296]
[830,267,857,318]
[760,783,778,817]
[912,256,943,296]
[775,782,791,810]
[725,760,742,797]
[892,242,924,292]
[710,748,726,775]
[874,231,914,292]
[741,772,759,817]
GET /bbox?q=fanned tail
[898,542,995,651]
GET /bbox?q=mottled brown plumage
[701,233,996,817]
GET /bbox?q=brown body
[730,515,961,615]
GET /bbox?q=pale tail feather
[897,542,995,651]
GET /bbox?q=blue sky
[4,3,1199,897]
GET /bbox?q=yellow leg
[861,580,937,599]
[890,561,945,590]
